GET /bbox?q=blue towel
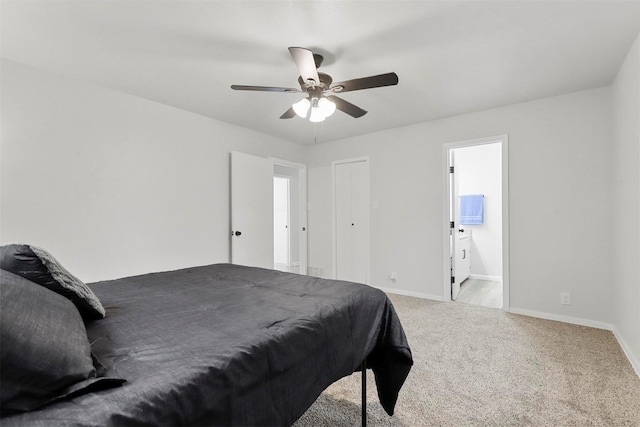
[460,194,484,225]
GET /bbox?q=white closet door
[335,160,369,284]
[350,161,369,283]
[335,163,353,280]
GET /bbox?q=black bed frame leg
[361,359,367,427]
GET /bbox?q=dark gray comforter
[3,263,412,426]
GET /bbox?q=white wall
[453,143,502,279]
[306,86,613,325]
[0,59,305,282]
[3,50,635,370]
[611,33,640,374]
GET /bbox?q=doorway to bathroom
[443,135,510,311]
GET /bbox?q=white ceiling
[2,1,639,145]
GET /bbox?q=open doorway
[272,160,307,275]
[273,175,291,269]
[442,135,510,311]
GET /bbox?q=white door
[335,159,369,283]
[273,176,290,266]
[335,163,353,279]
[350,161,369,282]
[231,151,274,269]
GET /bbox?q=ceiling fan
[231,47,398,123]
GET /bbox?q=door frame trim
[331,156,370,283]
[441,135,510,311]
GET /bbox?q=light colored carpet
[294,294,640,426]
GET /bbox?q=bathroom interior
[450,142,503,309]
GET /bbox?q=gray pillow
[0,269,124,414]
[0,243,105,319]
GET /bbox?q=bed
[0,244,412,426]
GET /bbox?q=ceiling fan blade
[327,95,367,118]
[288,47,320,86]
[231,85,301,93]
[331,72,398,93]
[280,107,296,119]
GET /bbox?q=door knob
[232,231,242,236]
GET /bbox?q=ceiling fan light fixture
[309,98,326,123]
[318,97,336,117]
[309,107,325,123]
[292,97,310,118]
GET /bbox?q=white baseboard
[469,274,502,282]
[612,327,640,378]
[375,285,448,302]
[508,307,613,330]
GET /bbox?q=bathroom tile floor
[456,278,502,309]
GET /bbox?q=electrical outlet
[560,292,571,305]
[390,272,397,281]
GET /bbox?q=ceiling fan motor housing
[298,72,333,92]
